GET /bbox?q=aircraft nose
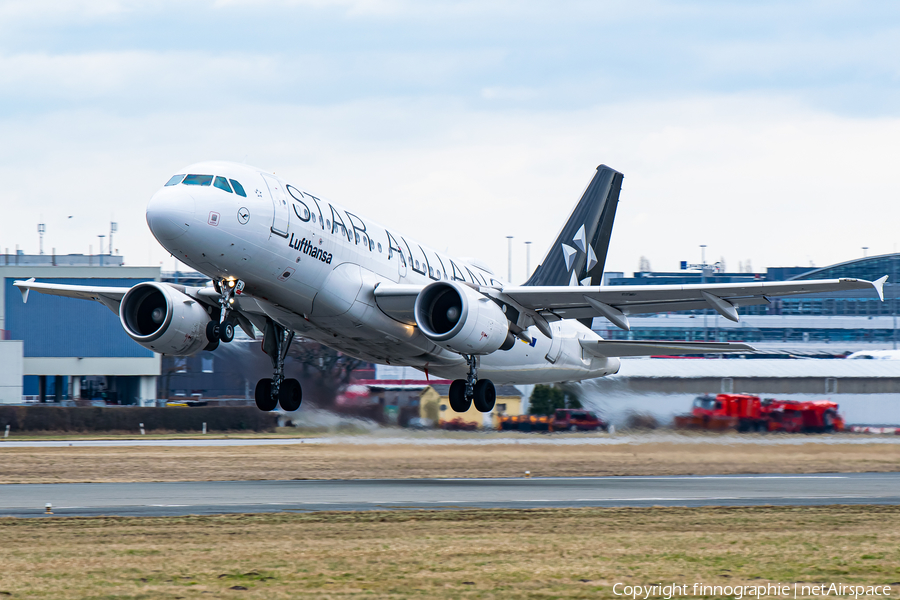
[146,188,196,241]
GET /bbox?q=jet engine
[414,281,514,354]
[119,282,213,356]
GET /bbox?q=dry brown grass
[1,441,900,483]
[1,506,899,599]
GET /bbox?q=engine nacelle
[119,282,212,356]
[414,281,513,354]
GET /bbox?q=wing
[499,276,887,330]
[13,278,132,314]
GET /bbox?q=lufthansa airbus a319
[15,162,886,413]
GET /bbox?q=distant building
[423,383,523,429]
[1,253,160,405]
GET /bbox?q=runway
[3,472,900,518]
[5,433,900,448]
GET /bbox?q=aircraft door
[397,252,408,279]
[262,174,290,237]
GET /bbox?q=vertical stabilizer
[524,165,623,288]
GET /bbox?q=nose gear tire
[218,321,235,343]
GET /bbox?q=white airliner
[15,161,886,413]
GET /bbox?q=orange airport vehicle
[674,393,844,433]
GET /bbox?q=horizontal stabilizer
[580,339,755,358]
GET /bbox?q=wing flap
[580,339,755,358]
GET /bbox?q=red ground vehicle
[497,410,607,432]
[674,394,767,432]
[551,409,608,432]
[675,393,844,433]
[763,399,843,433]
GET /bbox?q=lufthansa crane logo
[237,207,250,225]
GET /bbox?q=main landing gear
[255,319,302,412]
[448,355,496,413]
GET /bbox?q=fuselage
[146,161,620,384]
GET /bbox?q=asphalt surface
[4,434,900,448]
[2,473,899,518]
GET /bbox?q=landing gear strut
[216,278,238,343]
[448,355,495,414]
[255,318,302,412]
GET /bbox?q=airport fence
[0,406,276,433]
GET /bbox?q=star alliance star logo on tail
[560,224,598,286]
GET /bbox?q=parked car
[551,409,608,432]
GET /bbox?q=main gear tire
[448,379,471,412]
[279,378,302,412]
[473,379,496,413]
[255,378,277,411]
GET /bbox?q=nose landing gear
[254,318,302,412]
[205,279,240,350]
[448,355,495,413]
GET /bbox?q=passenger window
[229,179,247,197]
[377,243,383,253]
[182,174,213,186]
[311,214,316,223]
[214,176,233,193]
[165,174,185,186]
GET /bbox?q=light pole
[506,236,513,282]
[109,222,118,255]
[37,223,46,255]
[525,241,532,279]
[97,235,105,266]
[862,246,869,258]
[700,245,708,341]
[893,256,898,350]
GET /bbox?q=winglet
[873,275,888,302]
[14,278,35,304]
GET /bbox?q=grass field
[1,506,899,599]
[2,440,900,483]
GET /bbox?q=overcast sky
[1,0,898,281]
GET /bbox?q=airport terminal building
[0,253,160,404]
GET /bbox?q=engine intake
[414,281,513,354]
[120,282,212,356]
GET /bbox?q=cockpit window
[182,174,213,186]
[214,176,233,193]
[229,179,247,197]
[165,174,185,186]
